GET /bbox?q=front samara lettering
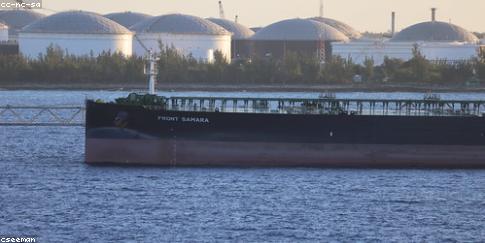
[181,117,210,123]
[158,116,209,123]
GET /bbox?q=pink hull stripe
[86,138,485,167]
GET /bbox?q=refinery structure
[19,11,133,57]
[333,8,481,65]
[0,9,44,42]
[206,17,254,59]
[104,11,152,28]
[0,2,482,65]
[130,14,232,62]
[250,18,348,60]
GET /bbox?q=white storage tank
[19,11,133,58]
[0,23,8,42]
[0,10,45,42]
[309,17,362,39]
[334,20,481,65]
[104,11,152,28]
[206,18,254,58]
[391,21,479,43]
[250,18,349,60]
[131,14,232,62]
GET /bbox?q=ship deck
[160,96,485,117]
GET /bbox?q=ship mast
[147,50,158,95]
[134,34,159,95]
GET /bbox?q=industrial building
[250,18,349,60]
[130,14,232,62]
[333,9,481,65]
[104,11,152,28]
[207,18,254,58]
[19,11,133,58]
[0,10,45,42]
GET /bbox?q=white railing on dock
[0,106,85,126]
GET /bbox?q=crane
[218,1,225,19]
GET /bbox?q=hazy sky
[41,0,485,33]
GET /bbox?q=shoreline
[2,82,485,93]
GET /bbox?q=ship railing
[165,97,485,117]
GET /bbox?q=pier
[0,106,85,126]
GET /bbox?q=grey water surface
[1,91,485,242]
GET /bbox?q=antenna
[431,7,437,22]
[218,1,225,19]
[391,12,396,37]
[319,0,324,18]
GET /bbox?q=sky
[41,0,485,33]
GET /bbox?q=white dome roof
[206,18,254,39]
[0,10,44,36]
[391,21,479,43]
[309,17,361,39]
[21,11,132,35]
[104,11,152,28]
[251,18,349,41]
[131,14,231,35]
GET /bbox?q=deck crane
[218,1,225,19]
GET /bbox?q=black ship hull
[85,101,485,167]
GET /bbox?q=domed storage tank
[250,18,348,60]
[309,17,361,39]
[104,11,152,28]
[0,23,8,42]
[131,14,232,62]
[391,21,479,43]
[207,18,254,58]
[19,11,133,58]
[333,9,480,65]
[0,10,45,41]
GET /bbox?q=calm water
[1,91,485,242]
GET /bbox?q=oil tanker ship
[85,93,485,167]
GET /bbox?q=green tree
[362,58,374,82]
[408,44,431,82]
